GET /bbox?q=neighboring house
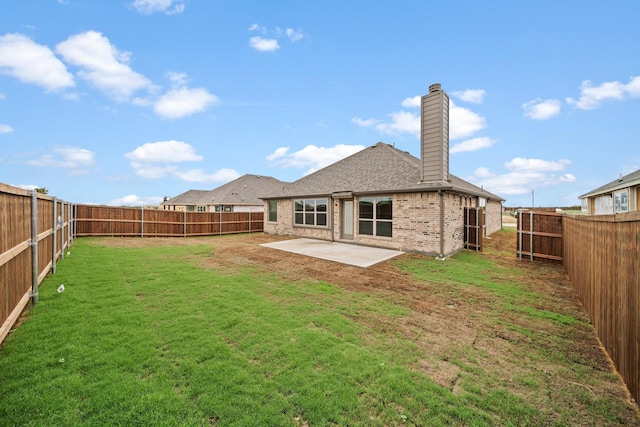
[262,83,504,257]
[579,169,640,215]
[161,174,288,212]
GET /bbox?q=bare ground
[97,231,640,424]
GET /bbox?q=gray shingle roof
[208,174,288,205]
[580,169,640,198]
[162,189,210,205]
[262,142,504,201]
[162,174,288,206]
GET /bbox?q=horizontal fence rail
[1,184,74,346]
[74,205,264,237]
[517,209,640,404]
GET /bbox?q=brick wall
[263,199,332,240]
[264,191,502,257]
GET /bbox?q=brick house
[262,83,504,257]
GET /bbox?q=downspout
[330,196,335,242]
[438,190,445,259]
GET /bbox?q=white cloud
[449,101,485,139]
[522,98,561,120]
[167,71,188,86]
[285,28,304,42]
[374,111,420,135]
[267,144,365,175]
[125,140,203,163]
[14,184,39,191]
[627,75,640,97]
[248,24,304,52]
[266,147,290,161]
[154,87,219,119]
[504,157,571,172]
[401,96,420,108]
[128,162,178,179]
[450,137,496,153]
[566,75,640,110]
[173,168,240,183]
[452,89,485,104]
[353,99,485,140]
[249,36,280,52]
[0,33,74,92]
[248,23,266,33]
[351,117,379,127]
[109,194,164,206]
[467,158,575,196]
[124,140,235,182]
[0,124,14,134]
[130,0,185,14]
[56,31,153,101]
[27,146,95,173]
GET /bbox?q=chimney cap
[429,83,442,93]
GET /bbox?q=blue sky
[1,1,639,207]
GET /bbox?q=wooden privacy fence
[563,212,640,405]
[75,205,263,237]
[1,183,74,346]
[516,210,563,262]
[517,210,640,404]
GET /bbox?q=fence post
[52,198,58,273]
[61,201,66,260]
[529,210,534,261]
[184,210,187,237]
[30,191,39,305]
[141,206,144,237]
[67,203,73,247]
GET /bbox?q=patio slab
[260,238,404,268]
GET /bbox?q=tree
[35,187,48,194]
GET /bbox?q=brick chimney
[420,83,450,182]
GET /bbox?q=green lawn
[0,235,636,426]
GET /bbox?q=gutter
[438,190,445,259]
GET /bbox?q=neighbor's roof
[580,169,640,199]
[262,142,504,201]
[162,174,288,206]
[208,174,288,205]
[161,189,210,205]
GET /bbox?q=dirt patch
[91,232,639,423]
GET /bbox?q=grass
[0,236,635,426]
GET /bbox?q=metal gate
[464,207,484,251]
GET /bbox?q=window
[214,205,234,212]
[614,189,629,213]
[268,200,278,222]
[294,199,328,227]
[358,196,392,237]
[197,206,206,212]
